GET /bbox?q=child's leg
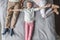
[28,22,34,40]
[11,3,20,28]
[25,22,29,40]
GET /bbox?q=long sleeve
[33,0,47,18]
[45,8,53,18]
[39,0,47,18]
[41,8,54,18]
[34,8,40,11]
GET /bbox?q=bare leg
[5,8,13,28]
[11,3,20,28]
[28,22,34,40]
[9,3,20,36]
[5,1,16,28]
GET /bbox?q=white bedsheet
[0,0,56,40]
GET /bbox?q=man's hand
[53,8,59,15]
[51,4,60,9]
[51,4,60,15]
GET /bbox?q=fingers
[52,4,60,9]
[53,9,59,15]
[50,4,60,15]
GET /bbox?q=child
[2,0,24,36]
[10,1,59,40]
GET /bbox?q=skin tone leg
[11,3,20,29]
[5,8,13,28]
[9,0,24,28]
[11,0,24,28]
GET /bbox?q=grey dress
[0,0,56,40]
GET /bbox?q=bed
[0,0,56,40]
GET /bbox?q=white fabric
[9,0,20,2]
[33,0,46,18]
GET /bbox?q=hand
[53,8,59,15]
[8,9,13,11]
[52,4,60,9]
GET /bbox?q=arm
[9,9,23,11]
[34,4,51,11]
[40,4,59,18]
[45,4,60,18]
[44,8,59,18]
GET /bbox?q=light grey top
[22,8,41,22]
